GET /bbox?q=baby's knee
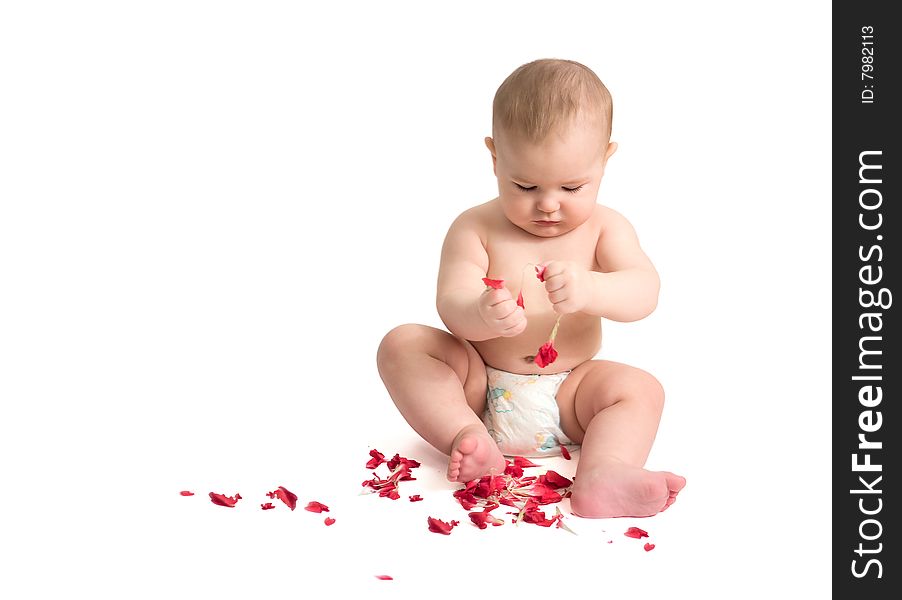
[634,369,665,411]
[377,324,423,364]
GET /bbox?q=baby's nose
[536,193,560,214]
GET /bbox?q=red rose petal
[512,457,540,469]
[261,502,276,510]
[560,446,571,460]
[409,494,423,502]
[535,265,547,282]
[179,491,195,496]
[482,277,504,289]
[468,511,504,529]
[516,291,525,309]
[427,516,459,535]
[366,449,386,469]
[305,501,330,513]
[539,470,573,489]
[375,575,393,580]
[624,526,649,539]
[209,492,242,507]
[644,543,655,551]
[271,486,297,511]
[324,517,336,526]
[533,341,558,368]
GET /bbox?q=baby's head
[486,59,617,237]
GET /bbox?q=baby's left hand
[541,261,593,314]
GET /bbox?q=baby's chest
[484,233,599,282]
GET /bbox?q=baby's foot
[447,424,506,483]
[569,459,686,518]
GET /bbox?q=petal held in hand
[482,277,504,289]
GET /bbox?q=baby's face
[487,119,616,238]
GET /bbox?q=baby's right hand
[477,287,527,337]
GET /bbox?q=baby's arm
[436,212,527,341]
[587,208,660,321]
[543,208,659,322]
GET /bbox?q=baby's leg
[376,324,505,482]
[556,360,686,518]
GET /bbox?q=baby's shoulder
[447,199,503,236]
[594,203,635,233]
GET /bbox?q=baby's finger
[500,318,527,337]
[499,310,527,336]
[484,287,513,305]
[488,298,518,321]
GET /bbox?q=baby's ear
[485,137,498,173]
[603,141,618,163]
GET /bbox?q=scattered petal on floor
[624,526,649,539]
[375,575,393,580]
[644,543,656,551]
[273,486,298,511]
[209,492,242,507]
[179,491,195,496]
[324,517,336,526]
[305,501,330,513]
[427,516,459,535]
[261,502,275,510]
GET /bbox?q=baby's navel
[524,355,535,363]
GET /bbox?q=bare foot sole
[569,460,686,518]
[447,425,506,483]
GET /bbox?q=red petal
[305,501,330,513]
[324,517,336,526]
[504,463,524,478]
[261,502,276,510]
[469,511,504,529]
[560,446,571,460]
[516,291,525,309]
[644,543,655,551]
[179,491,195,496]
[366,449,386,469]
[624,526,649,539]
[409,494,424,502]
[375,575,393,580]
[512,457,540,469]
[539,470,573,489]
[482,277,504,289]
[534,341,558,368]
[386,453,421,471]
[209,492,242,507]
[273,486,298,511]
[427,516,458,535]
[535,265,547,282]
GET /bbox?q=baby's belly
[471,313,602,374]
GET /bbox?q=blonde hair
[491,58,613,145]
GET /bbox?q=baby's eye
[563,185,584,194]
[514,183,536,192]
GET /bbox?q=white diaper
[482,366,578,457]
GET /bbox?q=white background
[0,1,831,598]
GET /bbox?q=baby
[377,58,685,518]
